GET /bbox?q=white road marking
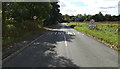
[65,41,67,46]
[73,32,75,35]
[55,32,57,35]
[34,42,40,45]
[67,32,72,35]
[63,33,67,46]
[61,29,68,47]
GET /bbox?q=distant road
[3,23,118,67]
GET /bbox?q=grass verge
[67,22,119,50]
[3,27,47,49]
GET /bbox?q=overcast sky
[58,0,120,16]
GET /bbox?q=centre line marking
[63,33,68,46]
[62,29,68,47]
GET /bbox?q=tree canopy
[2,2,62,45]
[62,12,120,22]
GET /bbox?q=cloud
[118,1,120,15]
[58,0,119,16]
[60,2,66,7]
[99,7,116,9]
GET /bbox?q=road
[3,23,118,67]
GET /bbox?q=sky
[58,0,120,16]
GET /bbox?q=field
[67,22,120,50]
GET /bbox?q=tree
[104,14,112,21]
[92,12,105,21]
[86,15,92,21]
[62,14,70,23]
[2,2,62,41]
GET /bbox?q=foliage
[62,12,120,22]
[62,14,70,23]
[2,2,62,46]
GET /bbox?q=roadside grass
[3,21,57,49]
[67,22,119,50]
[3,27,46,49]
[3,20,50,49]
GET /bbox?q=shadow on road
[3,26,78,67]
[24,43,78,67]
[69,25,76,28]
[48,24,72,29]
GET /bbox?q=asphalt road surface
[3,23,118,67]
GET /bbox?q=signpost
[33,16,37,20]
[33,16,37,30]
[88,19,96,27]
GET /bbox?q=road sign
[33,16,37,20]
[88,19,96,27]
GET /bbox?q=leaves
[3,2,62,46]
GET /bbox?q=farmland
[67,22,119,50]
